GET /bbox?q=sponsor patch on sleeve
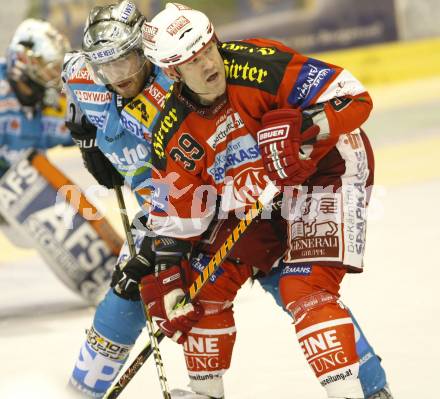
[288,58,336,108]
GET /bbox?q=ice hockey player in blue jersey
[65,2,390,398]
[63,2,173,397]
[0,19,72,245]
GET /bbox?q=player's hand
[257,108,320,187]
[67,121,124,189]
[140,265,204,344]
[111,236,155,301]
[138,236,201,344]
[111,255,152,301]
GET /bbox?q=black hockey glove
[111,236,155,301]
[66,121,124,189]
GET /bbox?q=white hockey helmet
[142,3,215,68]
[82,0,147,84]
[6,18,70,89]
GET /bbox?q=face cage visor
[11,46,64,89]
[87,50,147,85]
[30,58,64,89]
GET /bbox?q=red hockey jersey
[148,38,372,271]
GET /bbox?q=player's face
[178,41,226,105]
[98,51,150,98]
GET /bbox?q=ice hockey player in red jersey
[138,3,393,398]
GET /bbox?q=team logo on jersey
[289,59,336,108]
[232,166,266,204]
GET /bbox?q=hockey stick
[114,185,171,399]
[105,181,280,399]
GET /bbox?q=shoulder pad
[220,41,292,95]
[62,51,93,85]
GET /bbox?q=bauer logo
[257,125,289,145]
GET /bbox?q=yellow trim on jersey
[42,96,67,118]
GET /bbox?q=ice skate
[367,385,393,399]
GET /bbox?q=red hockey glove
[257,108,320,187]
[140,265,204,344]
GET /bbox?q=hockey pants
[279,263,387,398]
[68,260,387,398]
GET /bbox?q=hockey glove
[257,108,320,187]
[111,236,155,300]
[139,237,204,344]
[67,121,124,189]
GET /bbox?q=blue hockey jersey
[62,53,172,209]
[0,60,73,177]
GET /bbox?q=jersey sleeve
[62,54,96,137]
[230,38,373,165]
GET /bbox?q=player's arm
[276,50,373,142]
[111,229,204,344]
[62,61,123,189]
[248,39,372,186]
